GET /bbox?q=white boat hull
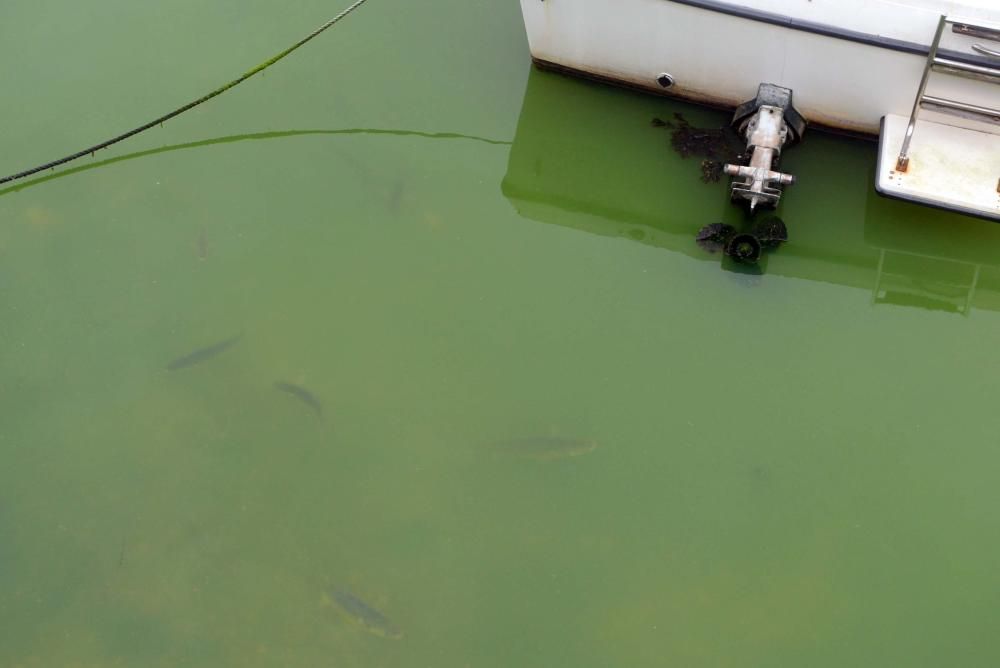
[520,0,999,135]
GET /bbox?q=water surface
[2,1,1000,667]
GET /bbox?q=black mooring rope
[0,0,370,186]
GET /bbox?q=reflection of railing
[871,249,980,316]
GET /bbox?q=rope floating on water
[0,0,371,186]
[0,128,513,197]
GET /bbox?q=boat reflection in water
[502,68,1000,317]
[864,193,998,317]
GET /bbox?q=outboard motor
[724,84,806,212]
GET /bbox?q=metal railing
[896,15,1000,172]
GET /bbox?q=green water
[3,1,1000,666]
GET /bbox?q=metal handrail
[931,56,1000,81]
[896,15,947,172]
[920,95,1000,123]
[896,15,1000,172]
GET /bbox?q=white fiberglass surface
[690,0,999,39]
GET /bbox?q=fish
[328,588,402,639]
[493,436,597,461]
[166,334,242,371]
[196,228,208,260]
[274,382,323,417]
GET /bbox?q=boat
[517,0,1000,221]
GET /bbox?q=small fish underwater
[492,436,598,461]
[274,381,323,417]
[327,587,403,639]
[166,334,242,371]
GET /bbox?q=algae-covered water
[3,1,1000,666]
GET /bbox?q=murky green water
[3,1,1000,666]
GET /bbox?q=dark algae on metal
[696,216,787,265]
[274,382,323,417]
[328,588,403,639]
[726,233,762,264]
[751,216,788,248]
[652,112,746,183]
[166,334,242,371]
[696,223,736,253]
